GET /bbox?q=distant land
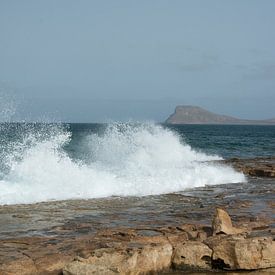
[165,106,275,125]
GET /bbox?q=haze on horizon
[0,0,275,122]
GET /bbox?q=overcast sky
[1,0,275,122]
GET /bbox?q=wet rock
[172,241,212,270]
[205,234,275,270]
[224,157,275,178]
[212,208,245,235]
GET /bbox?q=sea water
[0,122,261,205]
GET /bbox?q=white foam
[0,123,245,205]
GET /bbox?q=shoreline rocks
[0,208,274,274]
[0,157,274,274]
[224,157,275,178]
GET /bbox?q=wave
[0,123,245,205]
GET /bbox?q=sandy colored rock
[0,255,37,275]
[205,234,275,270]
[172,241,212,270]
[212,208,245,235]
[63,243,173,275]
[0,201,274,274]
[63,261,117,275]
[34,253,73,273]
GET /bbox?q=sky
[0,0,275,122]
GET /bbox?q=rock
[63,243,173,275]
[172,241,212,270]
[212,208,245,235]
[0,255,37,275]
[205,234,275,270]
[63,262,117,275]
[224,157,275,178]
[122,243,173,273]
[1,205,275,274]
[34,253,73,273]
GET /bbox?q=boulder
[172,241,212,270]
[63,243,173,275]
[205,234,275,270]
[212,208,245,235]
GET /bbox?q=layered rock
[64,243,173,275]
[205,234,275,270]
[0,208,274,274]
[225,157,275,178]
[61,209,275,274]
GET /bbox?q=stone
[212,208,245,235]
[172,241,212,270]
[224,157,275,178]
[63,243,173,275]
[0,255,37,275]
[63,261,117,275]
[205,234,275,270]
[34,253,73,273]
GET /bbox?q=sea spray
[0,123,245,205]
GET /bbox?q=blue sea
[0,122,274,205]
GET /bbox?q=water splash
[0,123,245,205]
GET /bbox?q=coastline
[0,157,274,274]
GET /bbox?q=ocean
[0,122,274,205]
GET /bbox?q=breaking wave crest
[0,123,245,205]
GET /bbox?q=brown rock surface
[212,208,245,235]
[205,234,275,270]
[0,214,274,274]
[224,157,275,178]
[172,241,212,270]
[64,243,173,275]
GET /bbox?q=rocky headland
[0,157,274,275]
[165,106,275,125]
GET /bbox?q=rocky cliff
[166,105,275,125]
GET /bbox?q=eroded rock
[205,234,275,270]
[63,243,173,275]
[172,241,212,270]
[0,207,274,274]
[212,208,245,235]
[224,157,275,178]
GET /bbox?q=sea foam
[0,123,245,205]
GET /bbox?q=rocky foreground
[0,208,274,275]
[0,157,274,274]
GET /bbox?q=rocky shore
[0,208,274,275]
[0,157,274,274]
[223,157,275,178]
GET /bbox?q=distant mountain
[165,106,275,125]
